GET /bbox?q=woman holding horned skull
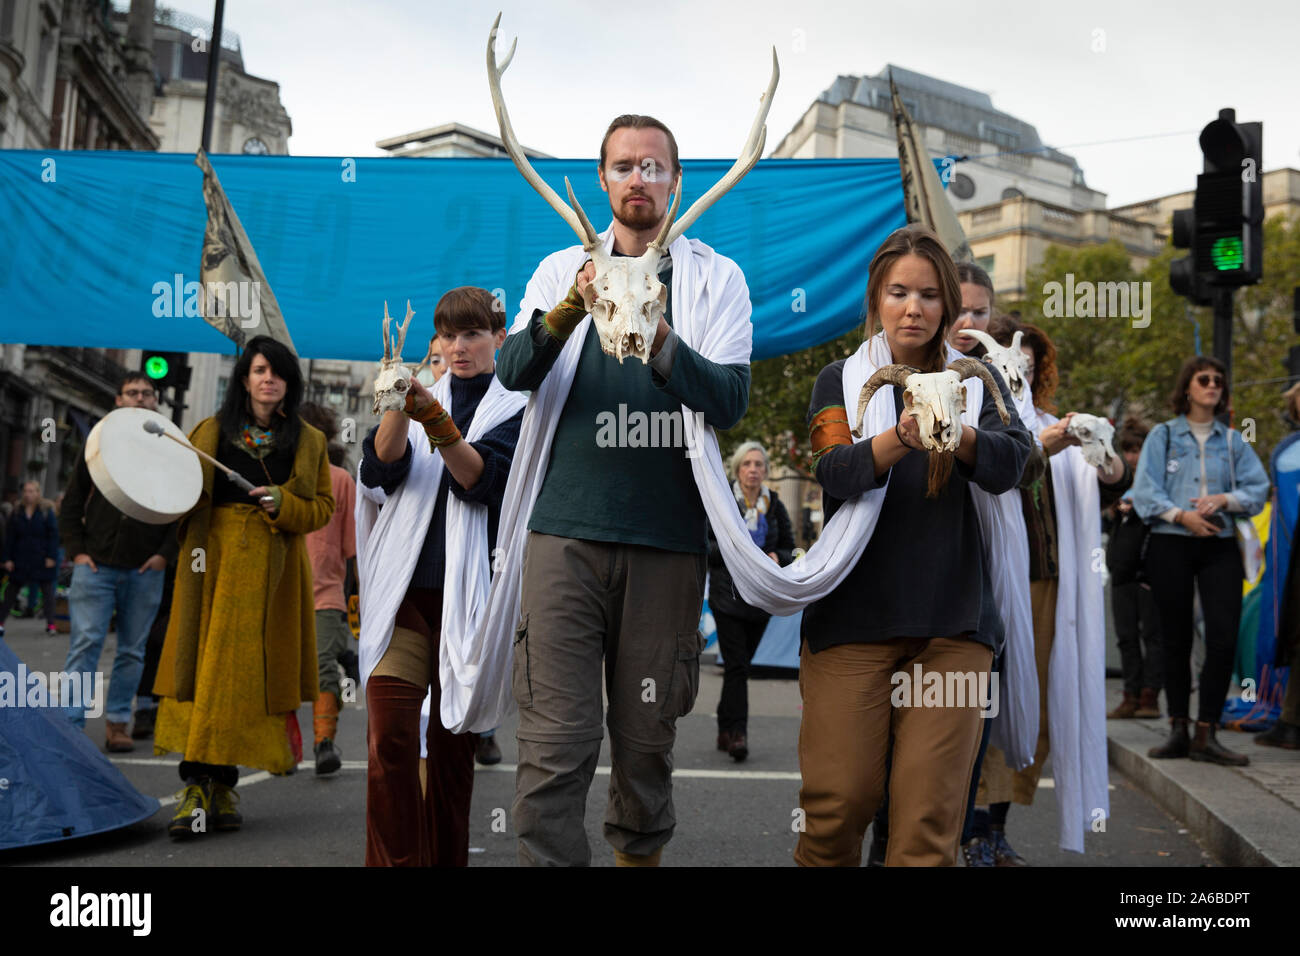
[356,287,524,866]
[969,317,1130,865]
[153,335,335,839]
[794,225,1032,866]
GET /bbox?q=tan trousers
[979,578,1057,806]
[795,636,993,867]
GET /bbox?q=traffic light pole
[1213,286,1234,425]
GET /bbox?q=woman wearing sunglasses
[1131,357,1268,765]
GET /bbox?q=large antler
[488,15,599,252]
[853,364,919,438]
[948,357,1011,425]
[655,48,780,251]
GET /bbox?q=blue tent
[0,151,911,360]
[0,639,159,849]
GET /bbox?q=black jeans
[1144,534,1243,724]
[0,577,56,625]
[136,568,174,706]
[960,652,999,843]
[714,611,768,734]
[1112,580,1163,695]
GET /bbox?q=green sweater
[496,255,751,554]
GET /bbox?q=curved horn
[954,327,1000,353]
[382,300,392,360]
[1009,329,1024,353]
[488,15,599,250]
[948,357,1010,425]
[853,364,918,438]
[661,47,780,248]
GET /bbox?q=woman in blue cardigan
[1132,356,1268,765]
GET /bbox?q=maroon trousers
[364,587,477,867]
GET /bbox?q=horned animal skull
[488,14,779,363]
[853,358,1011,453]
[957,328,1029,401]
[1065,413,1118,469]
[372,300,416,415]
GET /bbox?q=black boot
[1189,721,1249,766]
[314,738,342,775]
[1148,717,1190,759]
[1255,719,1300,750]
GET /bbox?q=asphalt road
[1,617,1218,867]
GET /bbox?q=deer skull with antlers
[372,300,416,416]
[487,14,778,363]
[957,328,1029,401]
[852,358,1011,453]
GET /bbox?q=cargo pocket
[667,629,704,720]
[511,614,532,709]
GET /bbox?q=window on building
[216,376,228,408]
[0,0,15,41]
[951,173,976,200]
[976,255,995,277]
[1001,187,1024,200]
[36,28,53,97]
[982,124,1020,152]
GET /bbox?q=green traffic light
[1211,236,1244,271]
[145,355,170,379]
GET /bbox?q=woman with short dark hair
[153,335,335,838]
[1132,356,1269,765]
[359,286,525,866]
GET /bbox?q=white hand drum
[84,407,202,524]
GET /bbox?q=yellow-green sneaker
[211,782,242,832]
[168,778,212,839]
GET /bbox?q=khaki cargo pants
[511,532,706,866]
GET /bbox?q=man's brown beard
[612,194,662,231]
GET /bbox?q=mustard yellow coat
[153,416,334,715]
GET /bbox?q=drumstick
[142,420,260,494]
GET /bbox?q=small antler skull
[372,300,416,415]
[854,358,1010,453]
[957,328,1029,401]
[1065,413,1118,469]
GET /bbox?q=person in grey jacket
[1131,356,1268,766]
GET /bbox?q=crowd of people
[6,109,1298,868]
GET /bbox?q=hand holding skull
[1038,414,1079,457]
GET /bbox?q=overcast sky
[153,0,1299,208]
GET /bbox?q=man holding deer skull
[495,115,753,867]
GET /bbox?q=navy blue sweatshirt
[359,372,523,590]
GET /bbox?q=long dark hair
[863,225,963,497]
[863,224,962,374]
[1170,355,1228,416]
[219,335,304,449]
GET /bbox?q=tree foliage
[1007,213,1300,463]
[723,325,865,474]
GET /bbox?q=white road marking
[126,760,1116,803]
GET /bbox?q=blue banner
[0,151,906,361]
